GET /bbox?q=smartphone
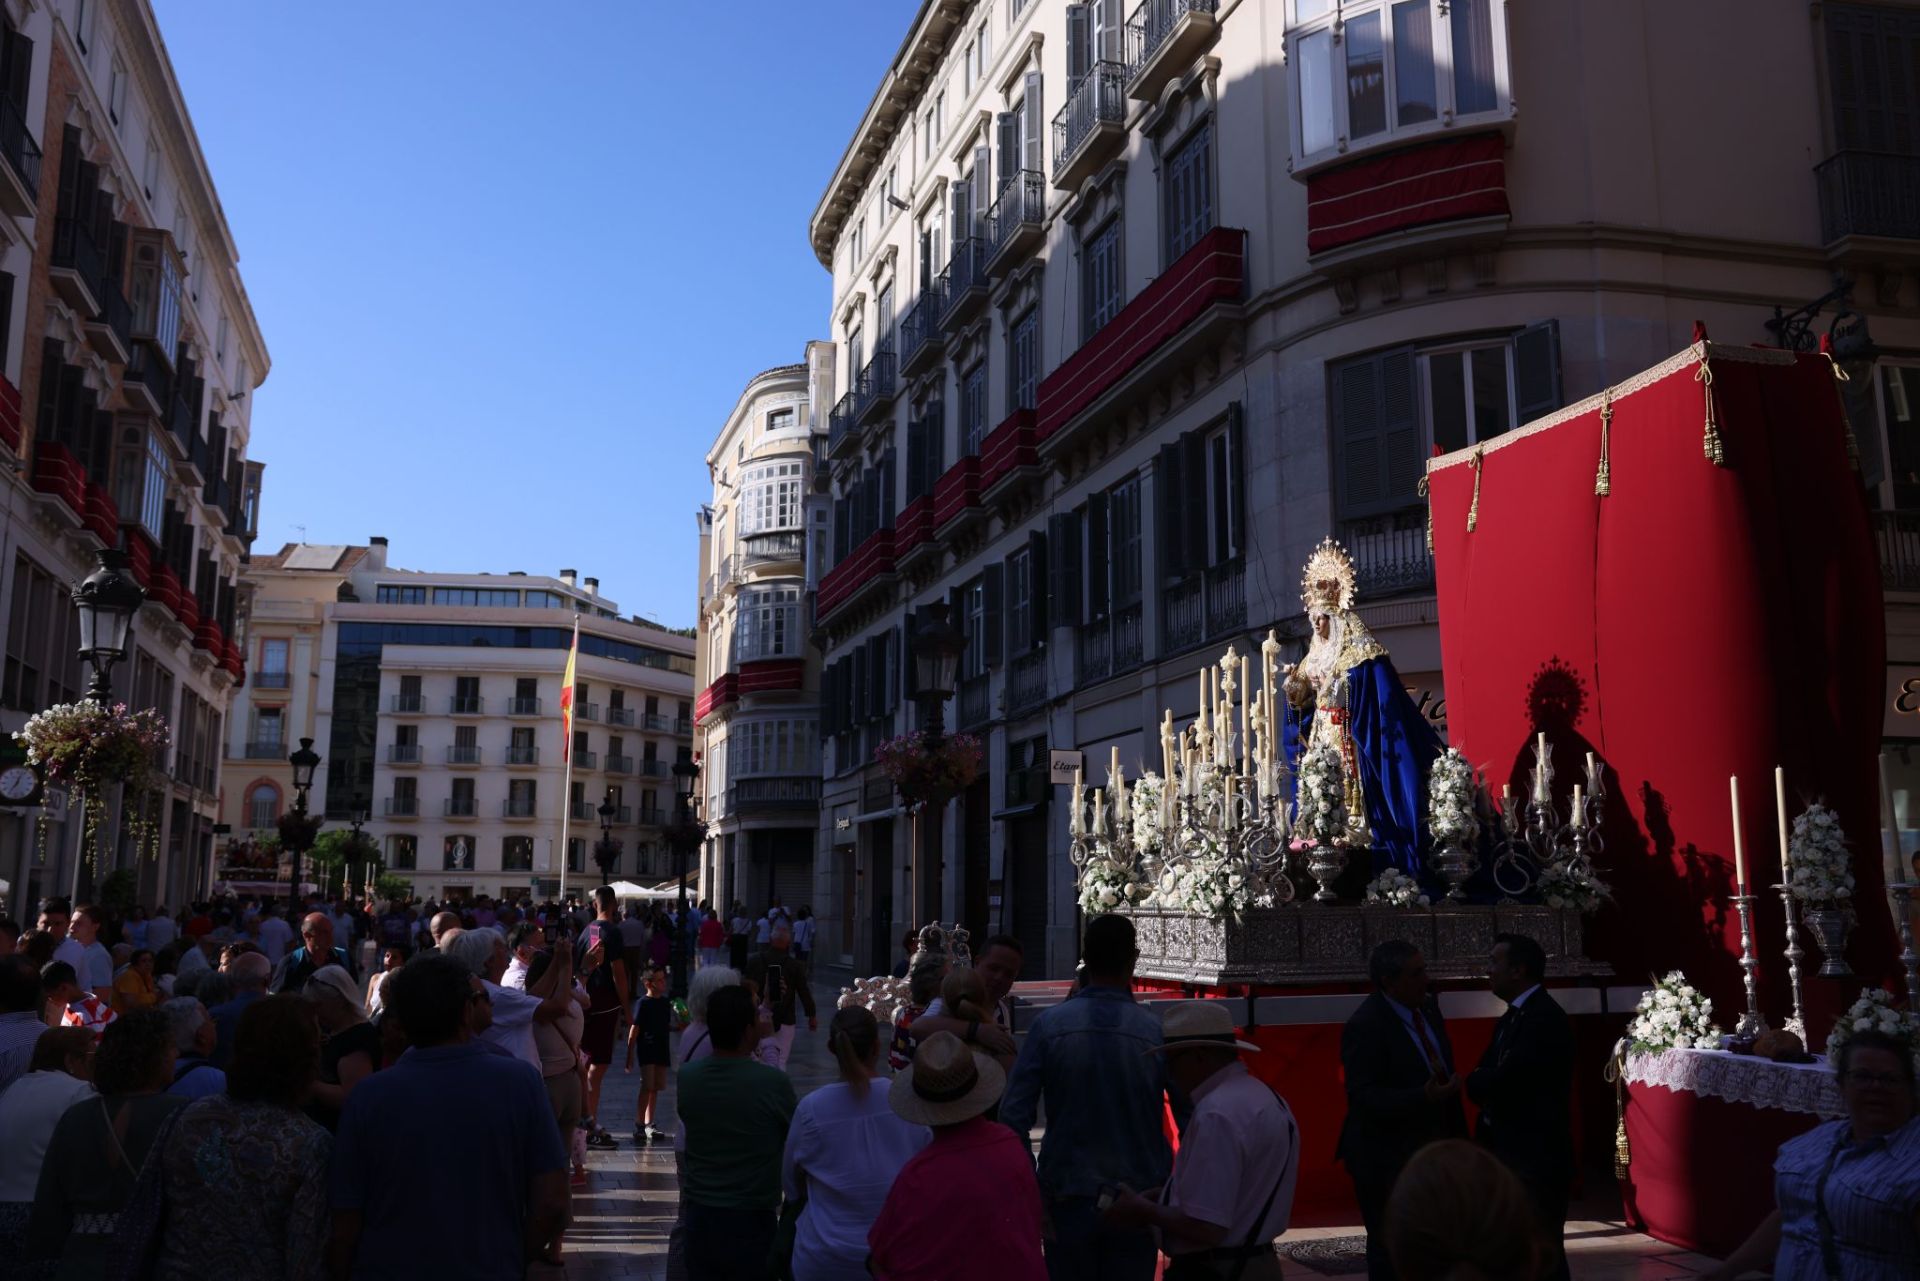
[1095,1182,1120,1213]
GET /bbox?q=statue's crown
[1301,538,1357,613]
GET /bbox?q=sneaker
[646,1125,674,1144]
[586,1130,617,1151]
[632,1126,651,1144]
[569,1169,589,1188]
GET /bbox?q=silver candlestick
[1730,894,1768,1038]
[1888,882,1920,1015]
[1773,882,1808,1042]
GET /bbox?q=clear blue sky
[151,0,919,629]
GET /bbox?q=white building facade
[809,0,1920,977]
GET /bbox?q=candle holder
[1801,906,1857,979]
[1730,893,1768,1039]
[1888,882,1920,1015]
[1773,881,1808,1042]
[1433,835,1478,901]
[1491,797,1538,902]
[1582,756,1608,861]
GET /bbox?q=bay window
[742,461,804,534]
[1286,0,1509,171]
[736,586,803,662]
[732,718,820,777]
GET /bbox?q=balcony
[1052,62,1128,190]
[985,170,1046,276]
[696,673,739,724]
[383,797,419,818]
[933,455,984,537]
[49,216,105,316]
[899,284,948,377]
[1876,511,1920,593]
[450,695,484,715]
[1343,515,1435,599]
[572,800,598,821]
[815,527,897,626]
[506,745,540,766]
[742,530,805,571]
[729,775,823,815]
[675,717,694,735]
[639,759,668,777]
[604,706,634,727]
[254,670,291,690]
[1816,151,1920,247]
[503,797,538,819]
[1079,603,1145,686]
[854,348,898,428]
[447,744,483,766]
[1124,0,1218,103]
[122,345,170,418]
[576,703,600,722]
[389,693,425,714]
[444,796,479,818]
[243,740,286,760]
[573,749,598,770]
[0,94,41,218]
[938,238,990,332]
[605,754,634,775]
[638,806,668,826]
[895,494,937,569]
[828,390,860,459]
[1007,651,1049,716]
[957,673,993,730]
[386,744,423,765]
[1162,558,1245,654]
[644,712,668,731]
[85,278,133,366]
[980,409,1040,501]
[507,696,541,716]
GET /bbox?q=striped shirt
[61,993,118,1038]
[1774,1116,1920,1279]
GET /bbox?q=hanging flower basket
[14,699,169,872]
[875,731,983,808]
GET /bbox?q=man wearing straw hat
[867,1031,1046,1279]
[1104,1002,1298,1280]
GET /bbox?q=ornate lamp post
[71,549,146,701]
[344,805,373,901]
[593,789,621,886]
[908,603,966,927]
[665,759,705,1000]
[281,738,322,917]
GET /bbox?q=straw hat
[304,964,366,1020]
[1147,1001,1261,1055]
[889,1031,1005,1126]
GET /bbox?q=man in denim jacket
[1001,914,1170,1281]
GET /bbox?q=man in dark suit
[1467,932,1575,1281]
[1339,940,1467,1280]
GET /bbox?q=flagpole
[557,615,579,907]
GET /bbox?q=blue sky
[151,0,919,628]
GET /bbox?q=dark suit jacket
[1466,987,1575,1189]
[1337,991,1468,1187]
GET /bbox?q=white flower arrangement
[1363,868,1430,908]
[1130,772,1166,859]
[1628,971,1722,1053]
[1824,987,1920,1071]
[1148,853,1275,920]
[1295,736,1349,845]
[1787,803,1855,909]
[1427,747,1480,846]
[1536,859,1613,913]
[1078,860,1151,915]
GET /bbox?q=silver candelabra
[1773,882,1808,1041]
[1889,882,1920,1017]
[1729,893,1768,1038]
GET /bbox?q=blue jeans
[1045,1195,1157,1281]
[684,1200,776,1281]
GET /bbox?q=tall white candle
[1571,784,1585,829]
[1730,775,1747,891]
[1534,733,1550,803]
[1774,766,1792,885]
[1091,788,1107,837]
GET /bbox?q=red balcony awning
[817,528,897,622]
[739,659,805,695]
[895,495,934,556]
[1305,132,1507,256]
[980,409,1038,491]
[933,455,982,529]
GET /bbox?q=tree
[308,829,382,898]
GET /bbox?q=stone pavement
[533,971,1734,1280]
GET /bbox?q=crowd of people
[0,885,1915,1279]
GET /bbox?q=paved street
[532,971,1730,1280]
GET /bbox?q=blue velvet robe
[1286,656,1446,881]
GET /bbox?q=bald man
[274,911,357,994]
[210,950,272,1068]
[428,911,462,952]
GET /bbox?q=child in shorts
[625,965,674,1142]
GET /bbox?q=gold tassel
[1594,389,1613,497]
[1466,449,1484,533]
[1417,474,1433,552]
[1696,357,1726,467]
[1825,351,1863,472]
[1605,1047,1632,1179]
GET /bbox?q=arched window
[247,782,280,830]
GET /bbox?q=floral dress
[150,1096,332,1281]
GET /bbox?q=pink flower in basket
[874,731,983,807]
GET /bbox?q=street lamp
[282,737,322,917]
[667,758,703,1000]
[908,603,967,925]
[345,805,369,901]
[593,788,620,886]
[71,549,146,702]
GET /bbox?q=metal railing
[98,277,133,357]
[638,806,668,825]
[854,348,896,421]
[1816,151,1920,243]
[1052,62,1128,181]
[743,531,805,566]
[1008,651,1048,713]
[123,344,171,409]
[444,796,478,817]
[1162,560,1244,652]
[606,754,634,774]
[640,759,668,777]
[939,239,989,326]
[572,800,598,820]
[987,170,1046,262]
[573,749,598,769]
[1876,511,1920,593]
[1206,559,1246,637]
[0,94,41,202]
[383,797,419,817]
[253,671,291,690]
[829,391,859,454]
[390,693,425,713]
[1078,620,1113,684]
[645,712,669,731]
[1125,0,1217,75]
[386,744,422,764]
[1113,602,1145,671]
[576,703,600,722]
[730,776,823,811]
[1344,517,1435,599]
[899,283,947,369]
[51,215,106,312]
[1163,578,1204,653]
[447,745,482,765]
[675,717,694,735]
[508,696,542,715]
[606,706,635,726]
[503,798,538,818]
[957,673,993,730]
[243,740,285,760]
[449,695,484,714]
[506,745,540,765]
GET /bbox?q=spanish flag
[560,616,579,760]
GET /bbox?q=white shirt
[51,938,87,983]
[501,955,530,991]
[1161,1062,1298,1255]
[480,980,543,1071]
[792,917,816,951]
[780,1079,930,1278]
[0,1071,96,1201]
[754,916,773,945]
[1507,984,1542,1010]
[81,942,112,991]
[255,917,295,965]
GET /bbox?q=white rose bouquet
[1787,803,1855,909]
[1130,772,1166,860]
[1363,868,1430,908]
[1627,971,1722,1052]
[1078,860,1150,915]
[1825,987,1920,1072]
[1295,737,1349,846]
[1536,859,1612,913]
[1427,747,1480,846]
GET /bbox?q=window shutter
[852,644,869,723]
[881,447,898,527]
[1157,440,1187,577]
[889,627,903,711]
[983,564,1005,668]
[1029,528,1049,638]
[1513,320,1563,428]
[997,112,1017,195]
[973,146,992,237]
[56,127,81,214]
[1,27,31,115]
[1095,0,1123,63]
[903,614,920,701]
[1024,72,1045,174]
[919,228,934,292]
[928,396,945,476]
[1335,356,1385,519]
[1182,431,1209,572]
[1381,349,1421,507]
[905,416,925,500]
[951,182,969,250]
[1048,512,1083,627]
[1086,493,1111,619]
[1228,402,1247,559]
[1066,4,1090,85]
[832,496,850,562]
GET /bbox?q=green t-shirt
[677,1055,797,1209]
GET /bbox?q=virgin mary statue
[1283,539,1445,879]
